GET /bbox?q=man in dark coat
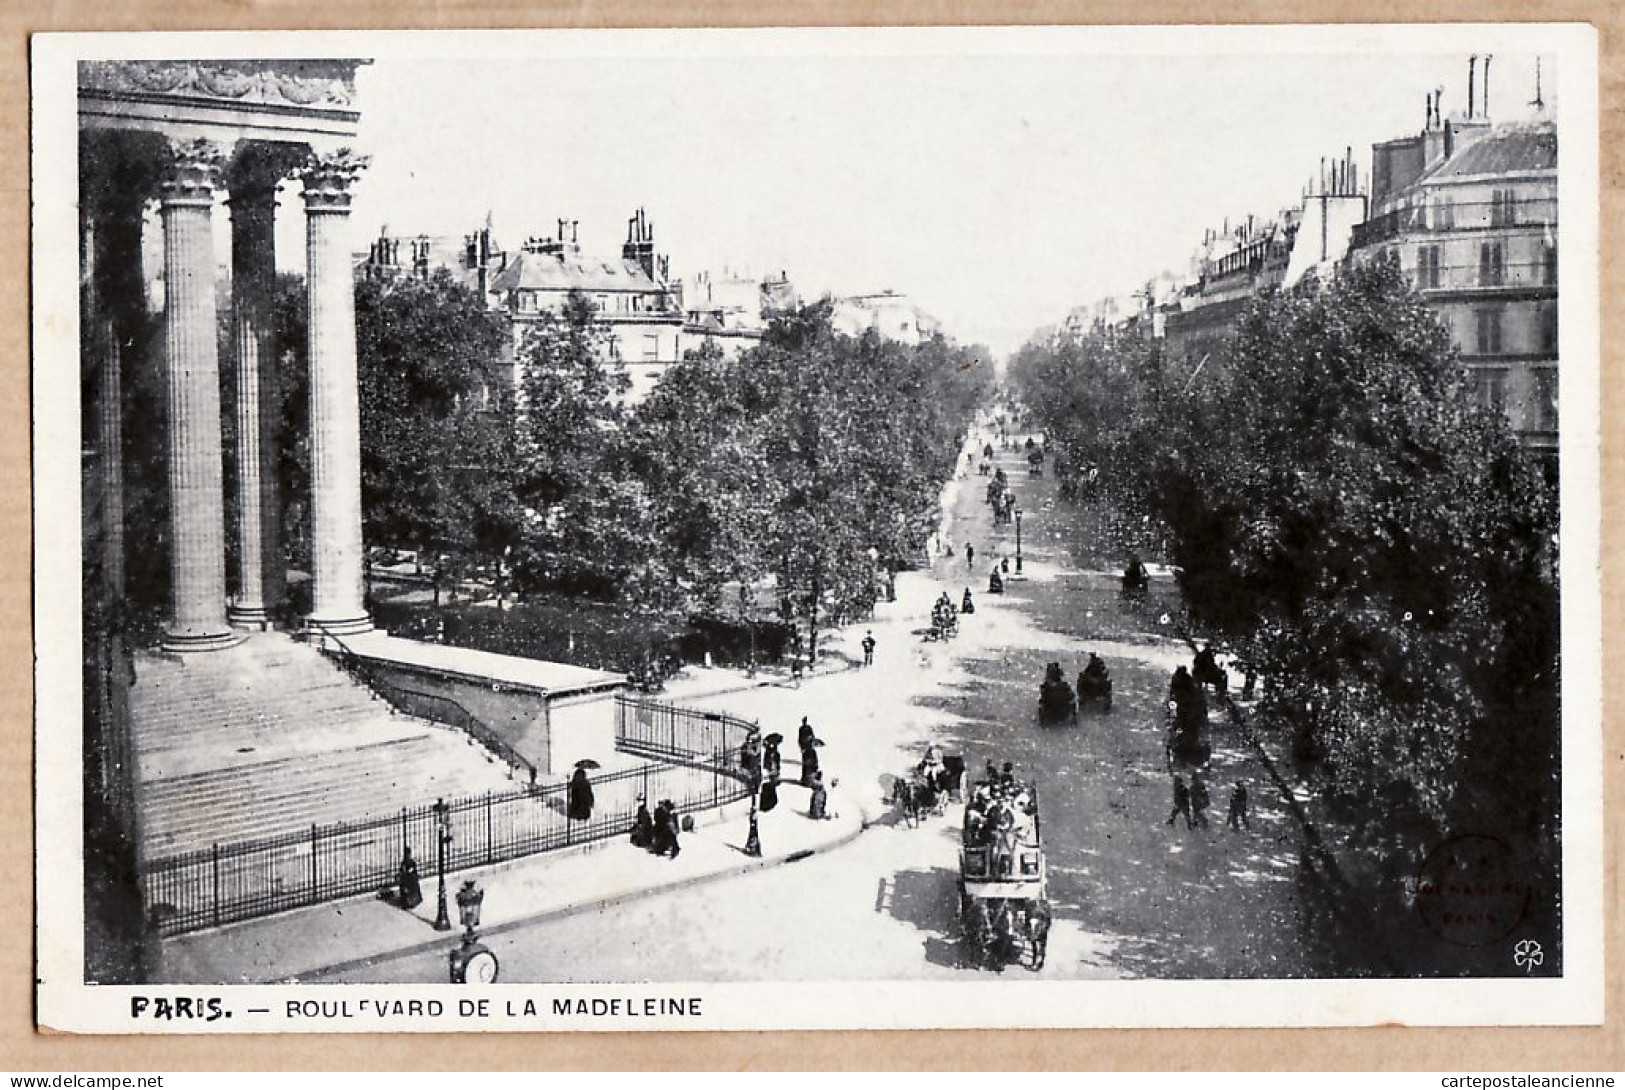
[631,798,654,849]
[653,800,681,859]
[965,542,976,570]
[1227,782,1251,830]
[1166,775,1193,829]
[862,631,876,666]
[1190,774,1211,828]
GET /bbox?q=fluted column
[226,173,281,626]
[80,206,126,601]
[157,139,234,652]
[300,149,372,638]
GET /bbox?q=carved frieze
[79,60,363,112]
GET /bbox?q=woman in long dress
[567,767,594,821]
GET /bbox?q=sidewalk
[153,777,867,984]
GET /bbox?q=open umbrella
[574,758,602,770]
[764,733,784,745]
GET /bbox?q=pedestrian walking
[1166,775,1193,829]
[1190,773,1211,828]
[631,795,654,849]
[861,630,876,666]
[808,770,829,819]
[797,716,816,750]
[739,731,763,788]
[394,847,423,910]
[763,736,783,783]
[961,587,975,615]
[1227,782,1250,830]
[567,767,595,822]
[800,736,822,787]
[652,799,681,859]
[966,542,976,570]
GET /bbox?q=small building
[675,267,799,359]
[831,289,941,345]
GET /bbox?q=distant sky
[261,31,1559,357]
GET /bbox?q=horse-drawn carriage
[891,753,964,827]
[959,778,1051,971]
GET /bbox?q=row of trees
[254,272,989,654]
[1009,259,1558,848]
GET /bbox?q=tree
[353,269,521,576]
[1011,259,1558,835]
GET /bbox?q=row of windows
[1413,240,1557,290]
[512,290,662,314]
[1471,301,1558,356]
[1469,365,1559,431]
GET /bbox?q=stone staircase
[130,632,518,858]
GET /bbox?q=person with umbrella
[797,716,816,752]
[567,760,598,822]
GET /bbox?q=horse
[1021,900,1053,971]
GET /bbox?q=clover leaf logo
[1513,939,1544,972]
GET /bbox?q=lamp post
[744,791,762,858]
[449,879,499,983]
[432,797,453,931]
[1015,507,1024,574]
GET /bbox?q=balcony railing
[1351,197,1557,248]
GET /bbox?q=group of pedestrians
[630,796,683,859]
[737,717,837,821]
[1166,773,1250,832]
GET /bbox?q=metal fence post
[211,843,220,928]
[485,792,494,865]
[310,823,319,902]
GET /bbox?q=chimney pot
[1468,54,1478,119]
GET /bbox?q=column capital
[157,138,229,207]
[298,148,369,213]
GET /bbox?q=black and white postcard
[31,23,1603,1033]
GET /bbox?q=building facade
[1349,104,1558,455]
[831,290,942,345]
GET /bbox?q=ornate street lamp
[449,879,499,983]
[432,797,453,931]
[745,790,763,858]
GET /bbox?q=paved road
[333,424,1328,983]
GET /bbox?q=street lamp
[1015,507,1024,574]
[745,791,763,858]
[449,879,500,983]
[432,797,453,931]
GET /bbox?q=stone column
[80,206,126,601]
[300,150,372,638]
[226,166,282,627]
[157,139,234,651]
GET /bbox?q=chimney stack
[1483,54,1492,119]
[1468,54,1477,119]
[1532,57,1545,109]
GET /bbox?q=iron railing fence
[614,695,757,776]
[142,698,753,937]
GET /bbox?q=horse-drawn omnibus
[957,778,1051,970]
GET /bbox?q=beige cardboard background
[4,0,1621,1071]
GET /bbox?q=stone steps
[130,632,517,860]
